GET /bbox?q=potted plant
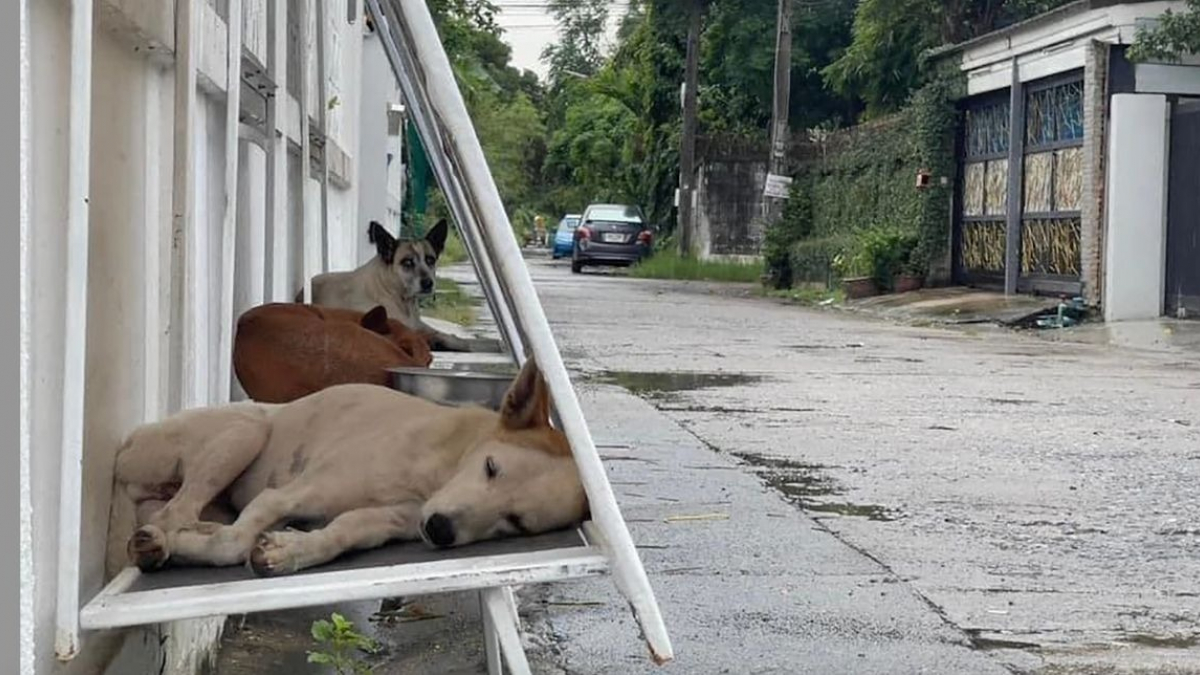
[832,249,877,300]
[892,242,925,293]
[893,256,925,293]
[858,227,920,294]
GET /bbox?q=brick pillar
[1080,41,1109,307]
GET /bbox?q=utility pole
[677,0,702,257]
[762,0,793,225]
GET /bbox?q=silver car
[571,203,653,274]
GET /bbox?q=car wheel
[571,260,583,274]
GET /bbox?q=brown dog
[111,358,588,576]
[233,303,433,404]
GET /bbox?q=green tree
[700,0,859,132]
[542,0,611,86]
[423,0,549,230]
[536,1,688,232]
[1128,0,1200,61]
[823,0,1075,117]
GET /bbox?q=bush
[630,250,764,283]
[789,236,852,287]
[763,175,815,289]
[856,226,919,290]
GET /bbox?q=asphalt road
[217,255,1200,675]
[497,257,1199,675]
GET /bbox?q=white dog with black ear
[303,218,474,352]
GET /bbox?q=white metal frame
[480,586,532,675]
[60,0,673,667]
[55,0,94,660]
[363,0,672,665]
[299,0,315,303]
[315,0,331,273]
[18,1,35,669]
[173,0,202,411]
[81,541,608,630]
[267,0,290,302]
[217,0,243,402]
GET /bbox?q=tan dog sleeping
[109,358,588,577]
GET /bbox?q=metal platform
[81,526,605,632]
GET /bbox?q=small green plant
[439,227,469,265]
[831,248,871,279]
[854,227,919,289]
[307,612,379,675]
[420,277,479,327]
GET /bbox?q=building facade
[939,0,1200,319]
[20,0,402,672]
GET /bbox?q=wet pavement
[215,254,1200,674]
[845,287,1062,326]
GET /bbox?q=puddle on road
[1118,633,1200,649]
[595,372,898,522]
[591,370,766,397]
[965,629,1043,652]
[734,452,898,522]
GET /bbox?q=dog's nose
[422,513,456,547]
[420,277,434,293]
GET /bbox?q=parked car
[571,203,653,273]
[551,214,582,259]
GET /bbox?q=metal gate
[1166,98,1200,319]
[954,73,1085,296]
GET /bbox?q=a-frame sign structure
[76,1,673,672]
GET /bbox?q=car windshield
[586,206,642,223]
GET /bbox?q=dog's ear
[500,357,551,431]
[425,219,449,258]
[368,221,397,264]
[360,305,391,335]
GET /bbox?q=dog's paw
[128,525,170,572]
[248,531,308,577]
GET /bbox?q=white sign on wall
[763,173,793,199]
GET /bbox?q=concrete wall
[1103,94,1170,322]
[21,1,371,672]
[694,137,770,260]
[357,26,405,266]
[695,159,768,259]
[322,2,365,274]
[1081,41,1110,307]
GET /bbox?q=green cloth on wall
[403,121,432,238]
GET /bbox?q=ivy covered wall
[763,66,965,289]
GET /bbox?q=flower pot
[892,274,924,294]
[841,276,877,299]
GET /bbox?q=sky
[492,0,627,81]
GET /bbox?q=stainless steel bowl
[388,367,515,410]
[429,351,516,374]
[463,337,505,353]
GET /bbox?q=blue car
[551,214,582,259]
